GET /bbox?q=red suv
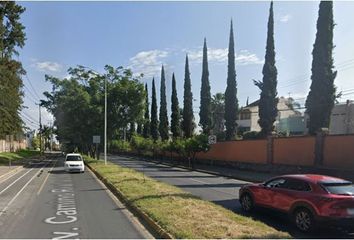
[239,174,354,232]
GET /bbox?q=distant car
[64,153,85,173]
[239,174,354,232]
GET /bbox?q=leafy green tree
[0,2,26,138]
[254,1,278,137]
[159,65,169,140]
[42,65,145,155]
[150,78,159,141]
[224,20,238,140]
[143,83,150,138]
[182,55,194,138]
[199,38,212,134]
[171,73,181,138]
[305,1,336,135]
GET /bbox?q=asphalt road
[108,154,354,239]
[0,156,152,239]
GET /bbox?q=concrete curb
[85,162,173,239]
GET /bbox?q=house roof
[246,99,260,107]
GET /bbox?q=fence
[0,135,27,153]
[195,134,354,170]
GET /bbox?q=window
[321,182,354,196]
[66,155,82,161]
[265,178,286,188]
[240,110,251,120]
[284,179,311,192]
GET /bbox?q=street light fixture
[81,65,107,165]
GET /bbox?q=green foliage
[110,139,131,152]
[150,78,159,141]
[184,134,211,164]
[199,38,212,134]
[42,65,145,153]
[254,2,278,137]
[242,131,261,140]
[159,66,169,140]
[0,2,26,137]
[224,21,238,140]
[305,1,336,135]
[143,83,150,138]
[130,135,153,154]
[182,55,194,138]
[171,73,181,138]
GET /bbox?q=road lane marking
[0,162,49,216]
[0,166,22,181]
[0,168,34,195]
[0,167,23,185]
[37,160,57,195]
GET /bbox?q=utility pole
[37,103,42,156]
[104,72,107,165]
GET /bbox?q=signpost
[208,135,217,145]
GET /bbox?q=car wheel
[240,193,254,212]
[293,208,314,232]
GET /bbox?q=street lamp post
[81,65,107,165]
[104,71,107,165]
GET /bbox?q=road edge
[86,163,173,239]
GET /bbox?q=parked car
[64,153,85,173]
[239,174,354,232]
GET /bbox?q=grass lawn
[0,149,40,166]
[85,156,290,239]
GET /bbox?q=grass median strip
[85,157,290,239]
[0,149,40,166]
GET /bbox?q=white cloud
[279,14,292,23]
[32,60,63,72]
[128,50,169,78]
[236,50,263,65]
[187,48,262,66]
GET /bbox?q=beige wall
[323,135,354,169]
[197,140,268,164]
[273,137,315,166]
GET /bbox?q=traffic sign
[93,135,101,144]
[208,135,217,145]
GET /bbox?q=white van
[64,153,85,173]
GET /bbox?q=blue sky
[18,1,354,130]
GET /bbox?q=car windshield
[66,156,82,161]
[321,182,354,195]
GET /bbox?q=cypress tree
[224,20,238,140]
[159,65,169,140]
[254,1,278,137]
[182,55,194,138]
[305,1,336,135]
[150,78,159,141]
[143,83,150,138]
[171,73,181,138]
[199,38,212,134]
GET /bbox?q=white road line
[0,166,22,180]
[37,160,57,195]
[0,167,23,185]
[0,168,34,195]
[0,162,49,216]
